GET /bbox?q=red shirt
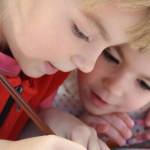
[0,52,69,140]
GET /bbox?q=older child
[52,44,150,148]
[0,0,150,150]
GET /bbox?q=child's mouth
[45,61,58,75]
[91,91,110,107]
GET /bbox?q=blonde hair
[2,0,150,52]
[83,0,150,53]
[84,0,150,8]
[0,0,22,19]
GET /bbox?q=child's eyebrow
[82,11,110,42]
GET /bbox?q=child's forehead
[81,0,150,53]
[81,0,148,23]
[81,2,146,40]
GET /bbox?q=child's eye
[72,24,89,42]
[103,48,119,64]
[137,79,150,91]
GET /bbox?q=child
[52,44,150,148]
[0,0,150,150]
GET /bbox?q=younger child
[52,44,150,148]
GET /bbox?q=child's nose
[71,44,106,73]
[103,78,124,97]
[71,55,96,73]
[103,71,131,97]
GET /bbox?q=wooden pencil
[0,72,55,135]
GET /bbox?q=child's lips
[45,61,58,74]
[91,91,110,107]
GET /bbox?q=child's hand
[1,136,88,150]
[80,111,134,146]
[18,108,110,150]
[145,107,150,139]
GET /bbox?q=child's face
[2,0,147,77]
[78,44,150,115]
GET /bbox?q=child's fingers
[80,112,109,133]
[101,114,132,140]
[104,125,127,146]
[97,133,106,138]
[88,122,108,133]
[116,113,134,128]
[87,116,128,146]
[87,128,103,150]
[96,124,108,133]
[71,126,103,150]
[98,138,110,150]
[69,125,93,149]
[13,135,87,150]
[97,133,106,139]
[39,109,105,150]
[145,107,150,127]
[49,135,87,150]
[73,126,109,150]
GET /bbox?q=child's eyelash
[103,49,119,64]
[137,79,150,91]
[103,49,150,92]
[72,24,89,42]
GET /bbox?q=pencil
[0,72,55,135]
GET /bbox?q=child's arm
[79,111,134,146]
[17,108,110,150]
[0,136,88,150]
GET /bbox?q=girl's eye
[72,24,89,42]
[103,48,119,64]
[137,79,150,91]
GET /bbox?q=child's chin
[22,69,44,78]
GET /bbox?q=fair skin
[0,0,148,150]
[1,0,147,77]
[78,44,150,146]
[80,112,133,146]
[17,108,107,149]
